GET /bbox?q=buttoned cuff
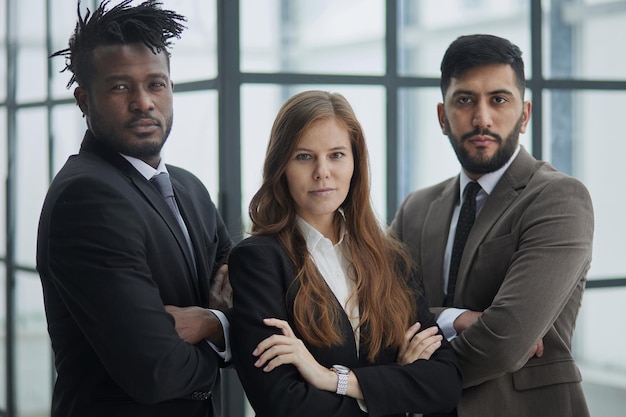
[437,307,468,341]
[206,309,231,362]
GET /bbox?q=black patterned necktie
[150,172,195,262]
[444,181,482,307]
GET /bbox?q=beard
[445,114,523,175]
[87,106,173,160]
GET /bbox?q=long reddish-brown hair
[249,90,416,361]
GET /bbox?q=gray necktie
[150,172,195,262]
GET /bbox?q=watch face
[333,365,350,374]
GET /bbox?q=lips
[310,188,335,197]
[127,118,160,134]
[468,136,496,147]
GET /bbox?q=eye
[457,96,472,105]
[330,152,345,159]
[493,96,508,104]
[112,84,128,91]
[295,153,311,161]
[150,81,168,90]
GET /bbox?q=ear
[519,100,532,134]
[437,102,447,134]
[74,87,89,117]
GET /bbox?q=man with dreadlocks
[36,1,232,416]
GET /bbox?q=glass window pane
[241,0,385,75]
[545,0,626,79]
[241,85,386,231]
[17,0,46,103]
[576,287,626,416]
[170,0,217,82]
[0,0,6,101]
[50,1,86,99]
[16,271,52,417]
[165,90,219,201]
[0,266,6,410]
[397,87,459,201]
[398,0,530,78]
[544,90,626,280]
[16,108,48,267]
[51,105,85,176]
[0,108,6,258]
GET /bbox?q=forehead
[90,43,170,78]
[446,64,521,98]
[298,118,350,146]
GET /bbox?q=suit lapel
[422,178,458,306]
[80,131,201,296]
[454,147,537,299]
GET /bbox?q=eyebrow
[103,73,169,83]
[294,145,349,152]
[452,88,515,97]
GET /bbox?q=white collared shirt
[438,146,521,340]
[296,217,360,347]
[296,217,367,412]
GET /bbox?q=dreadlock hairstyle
[51,0,186,89]
[249,90,418,362]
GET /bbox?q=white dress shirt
[296,216,367,411]
[296,217,360,340]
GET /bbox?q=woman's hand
[253,318,337,392]
[396,322,443,365]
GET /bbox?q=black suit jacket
[36,131,232,417]
[229,235,462,417]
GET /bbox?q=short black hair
[51,0,186,89]
[440,34,526,97]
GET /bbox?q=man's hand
[453,310,483,334]
[209,264,232,311]
[165,305,225,348]
[528,339,544,359]
[453,310,544,361]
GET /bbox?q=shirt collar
[120,154,167,181]
[296,216,348,253]
[459,145,521,199]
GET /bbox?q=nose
[313,160,330,180]
[472,100,493,130]
[129,87,155,113]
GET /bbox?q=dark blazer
[36,131,232,417]
[229,235,462,417]
[390,147,594,417]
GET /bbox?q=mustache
[460,128,502,143]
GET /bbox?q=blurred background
[0,0,624,415]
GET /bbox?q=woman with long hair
[229,90,461,417]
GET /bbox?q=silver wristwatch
[332,365,350,396]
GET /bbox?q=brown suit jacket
[390,147,593,417]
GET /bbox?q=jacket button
[191,391,211,400]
